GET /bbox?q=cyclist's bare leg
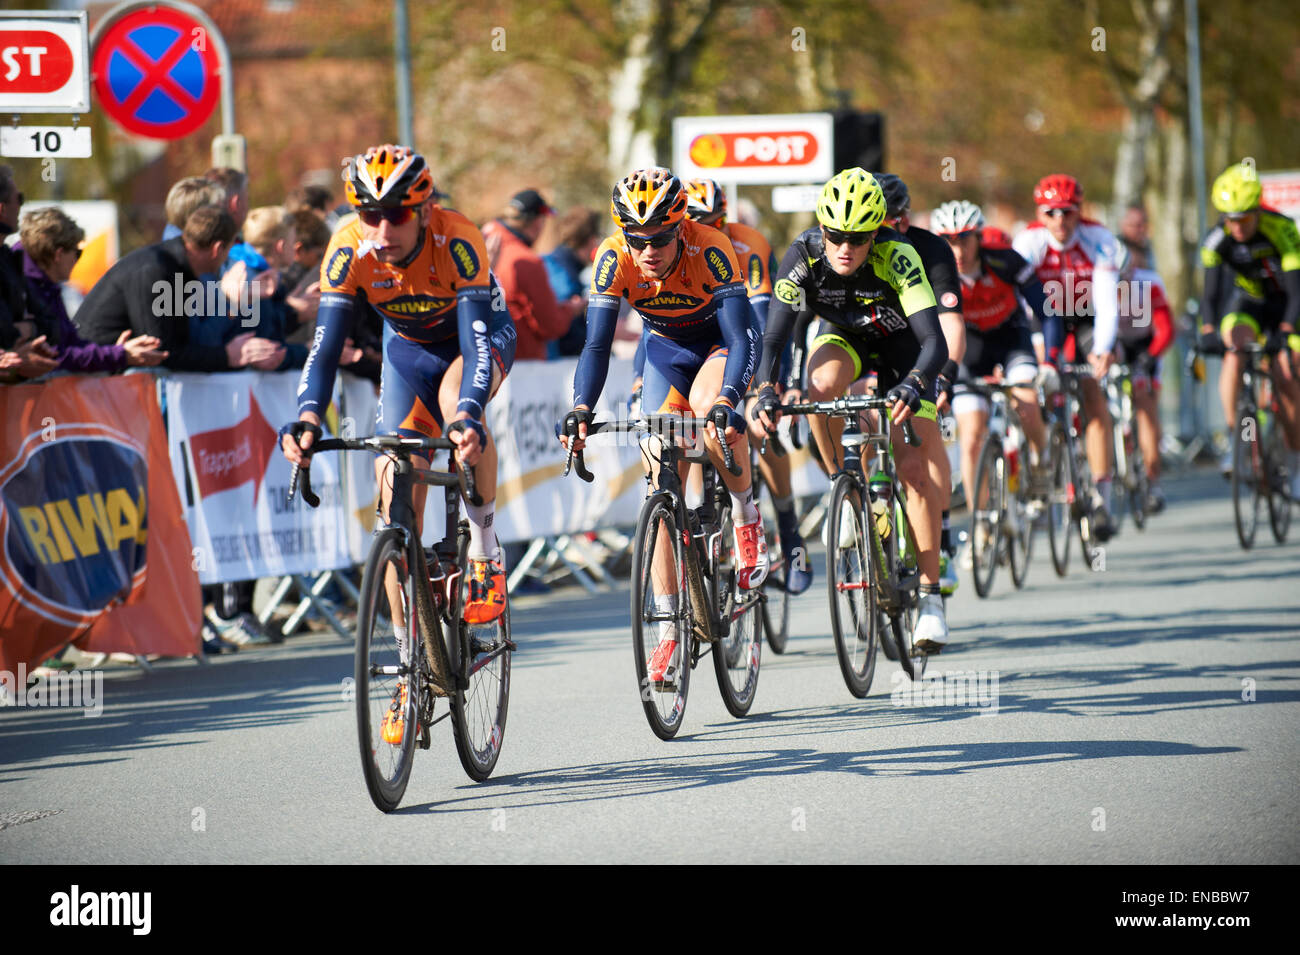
[1081,376,1113,479]
[1218,324,1255,429]
[1011,386,1047,460]
[1133,384,1162,479]
[806,342,859,475]
[438,357,504,504]
[1270,348,1300,452]
[688,352,753,498]
[893,416,950,586]
[957,406,989,512]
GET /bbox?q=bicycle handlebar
[780,395,920,448]
[287,434,476,508]
[559,414,742,483]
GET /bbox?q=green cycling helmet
[817,167,887,233]
[1211,163,1262,214]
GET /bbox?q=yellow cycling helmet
[1211,163,1262,214]
[817,167,887,233]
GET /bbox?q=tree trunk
[1108,0,1176,219]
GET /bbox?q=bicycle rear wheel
[971,434,1003,598]
[760,516,791,654]
[713,508,762,717]
[1008,434,1034,589]
[1129,443,1149,531]
[826,475,878,698]
[355,529,419,813]
[1232,410,1261,550]
[1265,415,1292,543]
[631,493,691,740]
[450,526,511,781]
[1047,424,1073,577]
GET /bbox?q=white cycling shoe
[913,593,949,652]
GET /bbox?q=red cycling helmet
[1033,174,1083,210]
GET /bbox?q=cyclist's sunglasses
[822,227,875,246]
[942,230,979,242]
[358,206,417,227]
[1042,207,1077,219]
[1223,212,1254,222]
[623,227,679,250]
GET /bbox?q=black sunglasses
[1223,212,1253,222]
[623,227,679,250]
[358,206,416,227]
[1042,208,1076,219]
[822,227,875,246]
[64,245,83,262]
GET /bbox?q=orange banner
[0,374,201,674]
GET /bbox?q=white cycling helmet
[930,199,986,235]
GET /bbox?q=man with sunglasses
[284,144,517,628]
[931,200,1053,565]
[753,168,954,651]
[1198,162,1300,494]
[875,172,965,594]
[561,168,765,684]
[1013,173,1125,541]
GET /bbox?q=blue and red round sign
[92,6,220,140]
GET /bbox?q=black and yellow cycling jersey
[1200,208,1300,335]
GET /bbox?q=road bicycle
[1203,342,1294,549]
[1045,363,1105,576]
[1104,363,1151,533]
[779,394,928,698]
[751,423,801,655]
[563,414,763,739]
[289,429,512,812]
[965,378,1037,597]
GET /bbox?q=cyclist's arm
[1090,241,1124,354]
[1259,213,1300,329]
[1147,279,1175,357]
[454,283,497,419]
[296,291,353,418]
[632,328,646,379]
[887,240,948,384]
[571,297,621,408]
[903,304,948,386]
[758,240,810,386]
[715,286,756,408]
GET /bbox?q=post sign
[0,12,90,113]
[91,4,221,139]
[672,113,833,186]
[1260,171,1300,221]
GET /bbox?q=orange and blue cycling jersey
[297,207,516,436]
[573,218,757,416]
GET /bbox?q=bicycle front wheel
[971,434,1004,598]
[1047,424,1073,577]
[631,493,691,740]
[827,475,879,698]
[1265,416,1293,543]
[713,508,762,717]
[450,527,511,782]
[761,517,791,654]
[1232,410,1261,550]
[1008,434,1034,589]
[355,529,420,813]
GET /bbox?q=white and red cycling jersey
[1013,218,1126,355]
[1117,267,1173,356]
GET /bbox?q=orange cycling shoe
[734,517,769,590]
[381,681,408,745]
[465,558,507,624]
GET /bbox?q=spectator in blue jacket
[542,207,601,357]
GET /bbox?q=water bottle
[869,474,892,540]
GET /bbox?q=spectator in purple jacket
[19,207,167,372]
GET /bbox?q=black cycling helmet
[872,172,911,220]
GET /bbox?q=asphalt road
[2,467,1297,864]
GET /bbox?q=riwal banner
[0,374,201,674]
[164,370,353,584]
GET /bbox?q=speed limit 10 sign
[0,125,92,158]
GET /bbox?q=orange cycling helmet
[611,168,688,230]
[684,178,727,221]
[1033,174,1083,210]
[345,144,436,209]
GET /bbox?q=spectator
[205,167,249,233]
[543,206,602,356]
[282,209,330,291]
[481,189,570,360]
[74,205,283,372]
[19,207,166,372]
[1,165,58,381]
[231,206,308,370]
[163,176,225,240]
[1118,203,1156,270]
[284,184,334,220]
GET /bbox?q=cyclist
[875,173,965,593]
[1198,161,1300,496]
[753,168,953,650]
[930,199,1052,564]
[1115,257,1174,513]
[676,178,813,594]
[560,168,766,683]
[1013,174,1126,540]
[280,145,517,739]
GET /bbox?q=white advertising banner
[165,371,353,584]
